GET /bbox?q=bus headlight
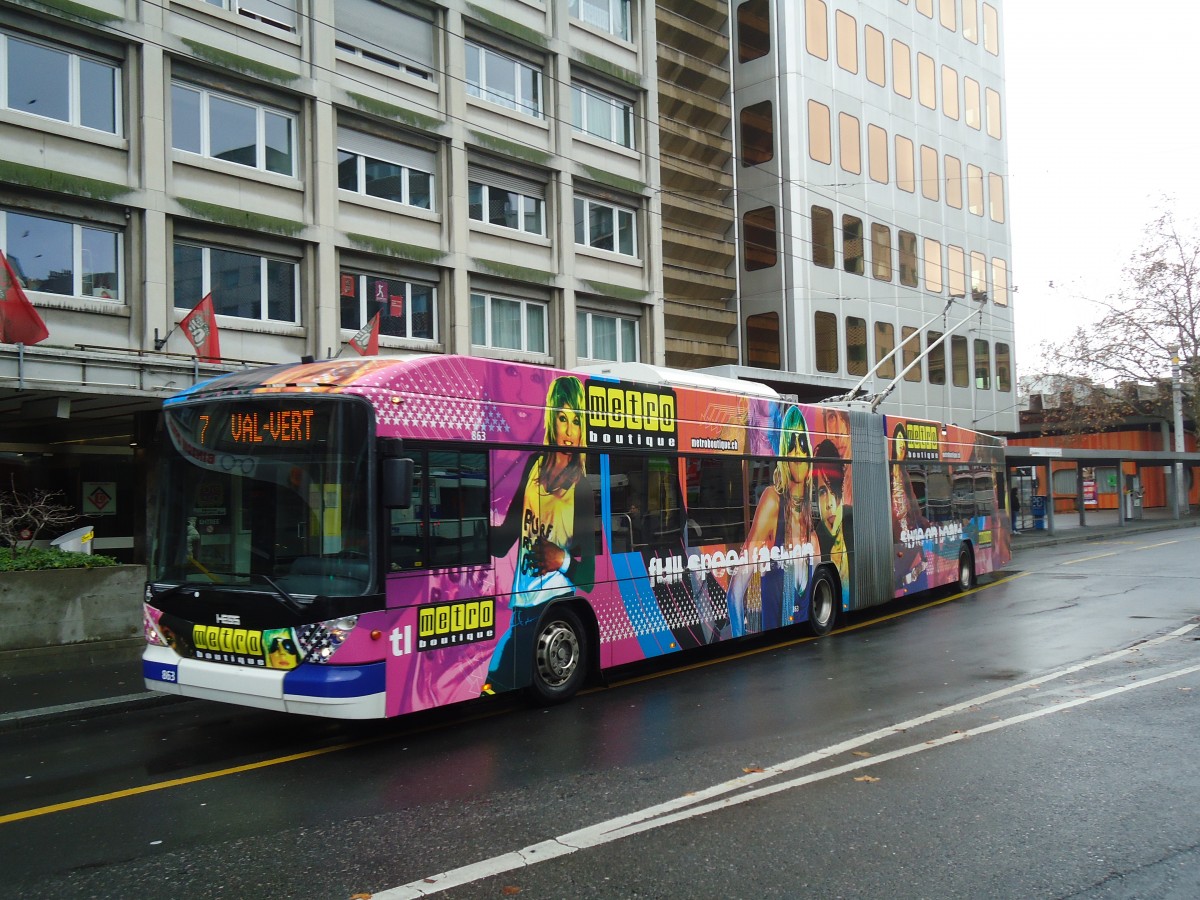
[296,615,359,663]
[144,604,169,647]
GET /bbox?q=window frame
[469,290,548,355]
[838,111,861,175]
[171,81,295,176]
[574,195,639,258]
[871,223,892,281]
[812,205,835,269]
[846,315,868,377]
[868,123,888,184]
[815,310,839,373]
[899,230,918,287]
[337,133,435,211]
[465,41,544,119]
[173,240,299,324]
[808,100,832,164]
[835,10,858,74]
[901,326,922,382]
[923,237,943,293]
[974,339,991,390]
[842,214,864,275]
[468,176,546,236]
[1,31,121,135]
[571,82,636,148]
[805,0,829,60]
[577,308,639,363]
[874,321,896,379]
[737,0,771,62]
[951,335,970,388]
[740,100,774,166]
[203,0,297,31]
[1,208,124,301]
[569,0,632,41]
[334,0,435,80]
[927,329,946,385]
[743,206,779,271]
[339,269,437,342]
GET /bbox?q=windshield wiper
[242,573,306,615]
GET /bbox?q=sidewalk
[3,510,1198,731]
[1010,504,1200,550]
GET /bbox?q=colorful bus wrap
[142,356,1010,718]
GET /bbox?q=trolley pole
[1171,347,1188,517]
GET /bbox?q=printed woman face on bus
[817,473,843,536]
[553,406,583,448]
[894,425,908,462]
[780,408,811,489]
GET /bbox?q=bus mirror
[382,457,414,508]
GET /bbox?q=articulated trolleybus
[143,355,1011,718]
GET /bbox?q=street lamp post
[1171,347,1188,517]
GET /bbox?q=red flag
[181,293,221,362]
[0,249,50,345]
[348,312,380,356]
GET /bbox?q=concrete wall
[0,566,145,652]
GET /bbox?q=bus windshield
[149,396,375,597]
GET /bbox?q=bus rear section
[883,416,1011,599]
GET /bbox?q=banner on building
[0,249,50,345]
[181,293,222,362]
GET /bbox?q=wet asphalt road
[2,527,1199,899]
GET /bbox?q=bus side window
[925,464,952,523]
[389,448,490,571]
[685,455,747,547]
[609,452,680,550]
[428,450,490,568]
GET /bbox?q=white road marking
[374,624,1198,898]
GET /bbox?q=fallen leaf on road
[743,766,765,774]
[854,775,880,783]
[852,751,872,758]
[503,887,522,895]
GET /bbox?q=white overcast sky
[1003,0,1200,374]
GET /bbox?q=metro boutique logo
[586,381,678,449]
[390,599,497,655]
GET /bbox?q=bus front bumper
[143,645,387,719]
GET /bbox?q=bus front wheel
[957,546,975,591]
[528,605,587,704]
[806,569,837,637]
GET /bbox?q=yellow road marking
[1063,551,1118,566]
[0,740,375,826]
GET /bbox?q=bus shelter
[1004,445,1200,534]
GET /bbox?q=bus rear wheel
[957,546,975,591]
[528,605,587,704]
[806,569,837,637]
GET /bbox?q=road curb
[0,691,190,732]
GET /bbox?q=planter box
[0,565,146,651]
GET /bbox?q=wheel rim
[959,555,972,589]
[535,619,580,688]
[812,577,834,629]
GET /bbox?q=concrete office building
[724,0,1016,432]
[0,0,673,559]
[0,0,1014,561]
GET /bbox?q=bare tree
[1039,210,1200,436]
[0,478,78,553]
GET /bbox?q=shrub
[0,547,121,572]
